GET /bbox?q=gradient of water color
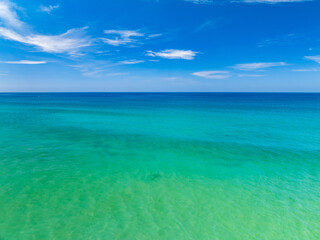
[0,93,319,240]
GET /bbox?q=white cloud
[146,49,198,60]
[147,33,162,38]
[105,30,144,38]
[101,30,144,46]
[0,26,92,55]
[38,5,60,14]
[0,0,24,29]
[305,55,320,64]
[0,1,91,55]
[0,60,47,64]
[192,71,230,79]
[118,60,145,65]
[101,38,125,46]
[233,62,288,71]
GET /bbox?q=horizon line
[1,92,320,94]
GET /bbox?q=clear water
[0,93,319,239]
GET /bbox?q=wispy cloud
[146,49,198,60]
[0,60,47,64]
[0,27,92,55]
[118,60,145,65]
[71,61,112,77]
[147,33,162,39]
[305,55,320,64]
[101,30,144,46]
[257,33,299,48]
[195,19,219,32]
[192,70,230,79]
[233,62,288,71]
[0,0,24,29]
[71,61,132,78]
[0,1,92,56]
[38,5,60,14]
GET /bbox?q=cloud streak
[233,62,288,71]
[146,49,198,60]
[0,27,92,55]
[192,70,230,79]
[101,30,144,46]
[0,60,47,64]
[0,0,24,29]
[118,60,145,65]
[38,5,60,14]
[305,55,320,64]
[0,1,92,55]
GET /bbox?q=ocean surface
[0,93,319,240]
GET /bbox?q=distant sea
[0,93,319,240]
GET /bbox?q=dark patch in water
[148,173,162,181]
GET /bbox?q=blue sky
[0,0,320,92]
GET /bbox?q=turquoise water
[0,93,319,240]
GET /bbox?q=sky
[0,0,320,92]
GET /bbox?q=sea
[0,93,319,239]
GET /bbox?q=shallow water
[0,93,319,239]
